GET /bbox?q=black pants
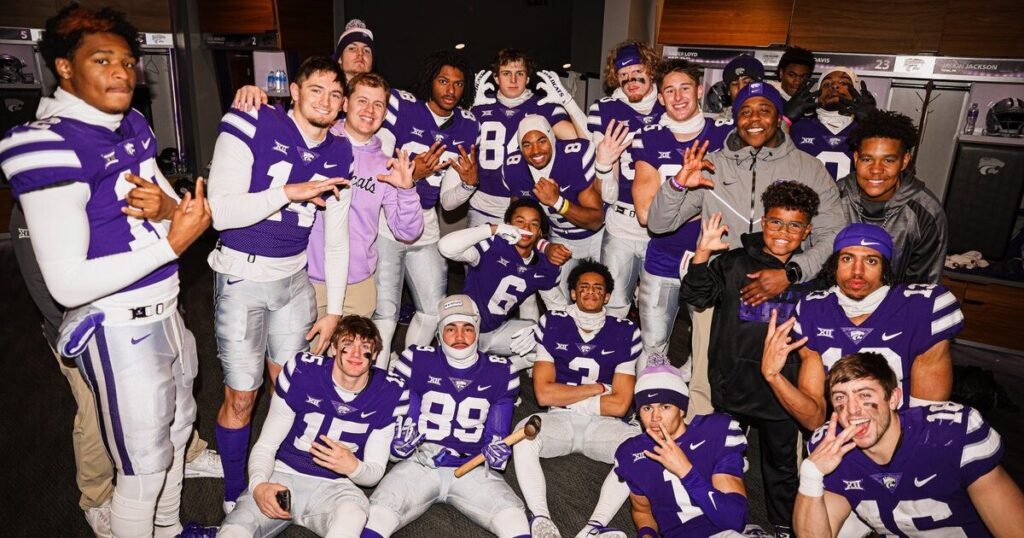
[725,410,800,529]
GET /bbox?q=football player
[443,48,583,226]
[612,362,749,537]
[717,56,764,122]
[769,46,815,102]
[206,56,353,513]
[589,40,665,318]
[362,295,530,538]
[0,5,212,535]
[438,198,570,370]
[372,50,480,366]
[796,352,1024,537]
[631,59,732,359]
[789,67,876,180]
[762,223,964,432]
[503,115,605,298]
[838,110,947,284]
[218,316,406,538]
[512,260,640,538]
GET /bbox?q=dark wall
[344,0,597,92]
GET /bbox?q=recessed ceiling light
[455,43,466,50]
[562,63,572,69]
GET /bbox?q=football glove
[473,70,496,107]
[482,436,512,470]
[536,70,573,107]
[390,417,425,458]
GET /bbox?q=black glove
[840,80,877,123]
[783,78,819,123]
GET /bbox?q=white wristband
[551,195,566,209]
[798,459,825,497]
[567,394,602,416]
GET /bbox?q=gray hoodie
[837,170,947,284]
[647,129,845,282]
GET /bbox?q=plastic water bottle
[963,103,979,135]
[276,70,287,93]
[267,70,277,93]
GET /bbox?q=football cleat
[83,499,112,538]
[177,521,218,538]
[530,515,562,538]
[575,520,626,538]
[184,449,224,479]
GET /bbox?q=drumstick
[454,415,542,478]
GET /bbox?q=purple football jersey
[614,414,747,537]
[216,105,354,257]
[793,284,964,408]
[384,89,480,209]
[631,119,730,279]
[586,96,665,204]
[502,138,598,240]
[535,310,640,386]
[0,110,177,293]
[392,345,520,459]
[790,119,855,180]
[273,353,406,480]
[809,403,1002,537]
[471,96,567,198]
[464,237,561,333]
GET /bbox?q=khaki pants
[53,347,208,510]
[686,306,714,417]
[311,277,377,350]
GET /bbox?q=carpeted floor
[3,233,1021,537]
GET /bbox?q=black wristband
[785,262,802,284]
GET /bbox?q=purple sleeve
[613,444,646,495]
[959,406,1004,486]
[381,184,424,241]
[0,123,88,198]
[218,109,260,154]
[914,284,964,355]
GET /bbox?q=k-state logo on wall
[978,157,1005,176]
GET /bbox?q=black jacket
[837,170,947,284]
[681,233,821,421]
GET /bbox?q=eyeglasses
[763,217,808,234]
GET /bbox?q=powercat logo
[978,157,1004,176]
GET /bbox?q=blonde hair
[603,40,662,94]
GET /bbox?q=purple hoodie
[307,125,423,284]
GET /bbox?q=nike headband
[833,223,894,260]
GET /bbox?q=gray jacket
[837,170,947,284]
[648,130,845,282]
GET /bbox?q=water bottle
[277,70,288,92]
[963,103,979,135]
[267,70,277,93]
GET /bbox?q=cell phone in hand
[276,489,291,512]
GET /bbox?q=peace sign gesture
[643,424,693,479]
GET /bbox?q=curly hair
[656,58,703,88]
[411,50,472,109]
[816,251,897,287]
[567,258,615,295]
[293,56,346,91]
[777,46,815,72]
[40,3,141,77]
[603,40,662,93]
[331,315,383,357]
[847,109,918,154]
[492,48,537,79]
[761,180,820,219]
[504,198,549,238]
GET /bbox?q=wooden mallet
[454,415,542,478]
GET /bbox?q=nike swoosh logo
[141,138,152,150]
[601,350,615,355]
[559,185,570,192]
[131,334,152,345]
[533,274,547,279]
[859,239,880,247]
[477,385,492,392]
[324,163,338,168]
[360,411,376,418]
[689,440,706,450]
[914,474,937,487]
[708,491,717,510]
[881,331,902,341]
[227,278,244,285]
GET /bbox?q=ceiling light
[455,43,466,50]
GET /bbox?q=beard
[309,117,335,129]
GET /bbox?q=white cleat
[185,449,224,479]
[83,498,112,538]
[531,515,562,538]
[223,500,237,515]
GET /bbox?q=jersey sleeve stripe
[967,408,985,434]
[277,368,292,393]
[725,434,747,448]
[631,342,643,356]
[393,359,412,378]
[222,112,257,139]
[508,375,520,391]
[0,128,64,153]
[961,428,1001,467]
[384,111,397,128]
[931,309,964,335]
[2,149,82,177]
[933,291,956,313]
[393,403,409,417]
[582,141,595,165]
[631,138,644,149]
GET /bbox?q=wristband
[798,459,825,497]
[536,239,550,253]
[595,163,613,174]
[669,177,687,192]
[459,181,476,192]
[782,115,793,127]
[551,195,565,210]
[558,197,570,215]
[637,527,658,538]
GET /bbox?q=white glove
[473,70,496,107]
[509,325,538,356]
[494,223,531,245]
[536,70,572,107]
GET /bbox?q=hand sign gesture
[697,212,730,255]
[450,144,479,187]
[674,140,716,190]
[807,412,858,476]
[595,120,632,168]
[761,309,808,380]
[380,149,416,189]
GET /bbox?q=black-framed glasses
[763,217,808,234]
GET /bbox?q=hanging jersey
[503,138,598,240]
[392,345,520,458]
[535,310,640,386]
[274,353,407,480]
[215,105,354,257]
[630,118,731,279]
[384,88,480,209]
[464,237,560,333]
[790,118,855,180]
[614,414,747,537]
[809,403,1002,537]
[793,284,964,408]
[1,110,177,293]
